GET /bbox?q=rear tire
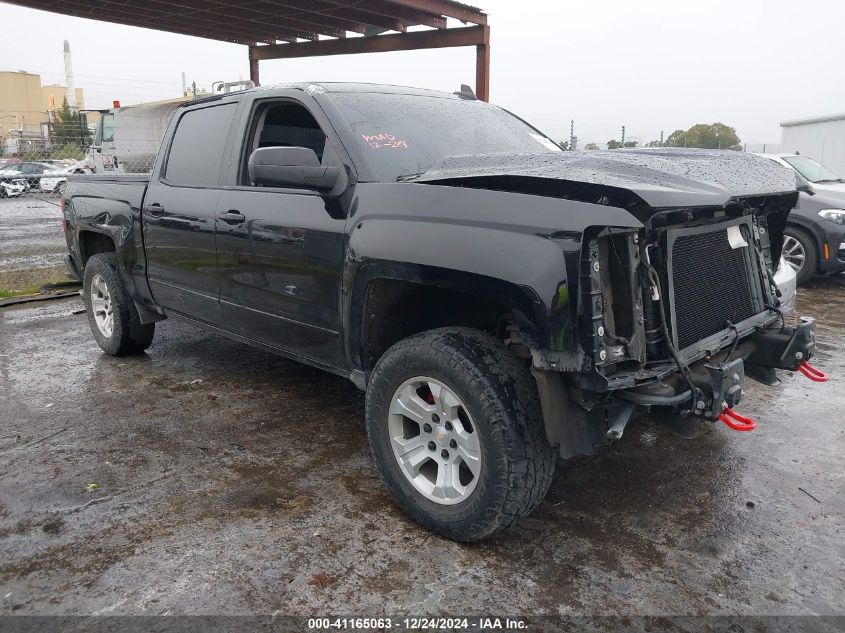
[365,328,555,542]
[83,253,155,355]
[783,226,818,285]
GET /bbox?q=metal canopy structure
[4,0,490,100]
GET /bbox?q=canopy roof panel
[4,0,486,45]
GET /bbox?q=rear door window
[164,103,237,187]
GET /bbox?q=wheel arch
[78,229,117,268]
[345,261,552,375]
[786,218,825,265]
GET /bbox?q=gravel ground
[0,280,843,622]
[0,195,69,291]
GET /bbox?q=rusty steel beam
[389,0,486,25]
[249,47,261,86]
[251,24,486,60]
[475,26,490,101]
[141,0,326,39]
[25,0,315,42]
[48,1,289,44]
[348,0,447,29]
[318,4,407,32]
[274,0,407,33]
[256,1,367,35]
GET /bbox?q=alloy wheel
[388,376,481,505]
[90,273,114,338]
[782,235,806,274]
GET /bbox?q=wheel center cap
[432,426,449,444]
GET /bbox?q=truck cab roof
[187,81,466,106]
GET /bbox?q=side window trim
[158,101,240,188]
[238,97,330,187]
[226,93,356,189]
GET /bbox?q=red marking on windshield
[362,133,408,149]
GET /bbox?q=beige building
[0,70,85,144]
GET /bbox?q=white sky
[1,0,842,147]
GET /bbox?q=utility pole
[191,81,197,100]
[182,72,187,97]
[660,130,664,146]
[569,119,577,151]
[621,125,626,147]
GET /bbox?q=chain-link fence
[0,102,181,295]
[0,137,150,297]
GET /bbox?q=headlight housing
[818,209,845,225]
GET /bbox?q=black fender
[344,183,643,370]
[65,179,163,322]
[344,260,547,372]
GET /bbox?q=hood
[415,148,797,209]
[811,181,845,196]
[796,190,845,213]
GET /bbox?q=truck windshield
[782,155,841,183]
[331,92,561,182]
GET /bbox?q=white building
[780,113,845,177]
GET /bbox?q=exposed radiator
[667,221,763,350]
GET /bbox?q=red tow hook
[798,361,829,383]
[718,407,757,432]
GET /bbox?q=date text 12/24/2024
[308,617,528,630]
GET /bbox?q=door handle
[217,210,245,225]
[144,203,165,216]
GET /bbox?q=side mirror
[795,170,815,196]
[248,146,342,193]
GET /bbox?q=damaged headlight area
[537,194,828,457]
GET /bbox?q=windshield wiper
[396,171,427,182]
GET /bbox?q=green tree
[645,140,662,147]
[664,129,687,147]
[584,143,599,150]
[607,139,622,149]
[50,97,91,151]
[623,141,638,148]
[684,123,741,150]
[663,123,741,150]
[558,140,569,151]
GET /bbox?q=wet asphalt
[0,196,65,274]
[0,280,843,617]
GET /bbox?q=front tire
[365,328,555,542]
[783,226,818,285]
[83,253,155,355]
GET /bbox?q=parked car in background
[0,161,54,190]
[39,161,92,196]
[763,154,845,196]
[774,254,797,315]
[0,178,27,198]
[758,153,845,284]
[0,157,22,169]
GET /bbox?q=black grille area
[670,225,759,349]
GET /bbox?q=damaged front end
[534,191,827,457]
[416,148,829,457]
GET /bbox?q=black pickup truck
[63,82,825,542]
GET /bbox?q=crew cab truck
[63,83,826,542]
